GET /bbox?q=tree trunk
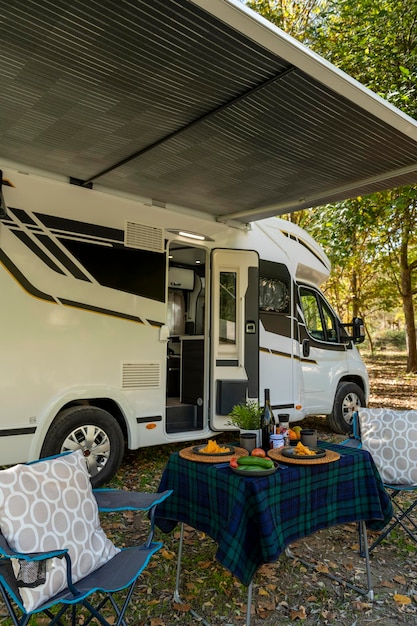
[400,252,417,373]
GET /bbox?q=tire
[327,382,366,434]
[40,406,125,487]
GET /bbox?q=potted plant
[227,400,263,447]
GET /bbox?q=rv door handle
[246,321,256,334]
[302,339,310,357]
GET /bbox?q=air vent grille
[125,222,164,252]
[122,363,161,389]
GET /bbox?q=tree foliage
[244,0,417,371]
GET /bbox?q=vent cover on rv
[125,222,164,252]
[122,363,161,389]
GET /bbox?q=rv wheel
[327,382,365,434]
[41,406,125,488]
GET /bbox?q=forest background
[243,0,417,373]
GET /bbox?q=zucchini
[237,456,274,469]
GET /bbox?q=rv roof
[2,0,417,224]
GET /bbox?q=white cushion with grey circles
[359,409,417,485]
[0,450,119,612]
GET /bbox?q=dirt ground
[270,352,417,626]
[3,353,415,625]
[113,351,417,626]
[150,354,417,626]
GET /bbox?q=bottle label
[270,434,284,449]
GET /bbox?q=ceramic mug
[300,429,317,449]
[239,433,256,453]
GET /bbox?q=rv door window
[300,287,339,343]
[219,271,236,345]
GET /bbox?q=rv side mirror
[352,317,365,344]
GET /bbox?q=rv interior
[166,242,207,433]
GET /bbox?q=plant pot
[240,429,261,448]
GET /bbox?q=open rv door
[210,249,259,430]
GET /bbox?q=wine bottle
[261,388,274,450]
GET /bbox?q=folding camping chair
[343,409,417,554]
[0,450,172,626]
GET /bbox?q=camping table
[155,442,392,624]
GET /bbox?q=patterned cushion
[0,450,119,612]
[359,409,417,485]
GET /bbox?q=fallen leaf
[290,605,307,620]
[393,575,407,585]
[381,580,395,588]
[315,563,329,574]
[160,548,175,560]
[393,594,411,605]
[258,587,269,596]
[173,602,191,612]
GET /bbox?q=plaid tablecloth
[155,442,392,586]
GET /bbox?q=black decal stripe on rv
[147,319,164,327]
[58,298,144,324]
[35,234,91,281]
[0,427,37,436]
[11,230,66,275]
[55,232,115,245]
[216,359,239,366]
[136,416,162,423]
[260,346,318,365]
[36,214,124,243]
[0,249,56,302]
[8,207,37,226]
[271,404,294,411]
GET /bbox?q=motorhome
[0,168,367,485]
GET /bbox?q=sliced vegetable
[229,455,239,469]
[237,456,274,469]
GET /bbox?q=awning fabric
[1,0,417,224]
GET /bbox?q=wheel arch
[337,374,367,396]
[56,398,128,442]
[32,395,131,461]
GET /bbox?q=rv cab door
[210,249,259,430]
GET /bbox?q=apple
[251,448,266,458]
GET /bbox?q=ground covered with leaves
[99,352,417,625]
[2,353,415,625]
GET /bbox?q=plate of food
[230,462,279,476]
[230,455,278,476]
[281,442,326,460]
[192,440,235,456]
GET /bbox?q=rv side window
[219,271,236,345]
[259,277,289,313]
[300,287,339,343]
[59,239,166,301]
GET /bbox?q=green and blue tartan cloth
[156,442,392,586]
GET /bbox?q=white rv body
[0,167,368,484]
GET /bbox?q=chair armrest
[93,489,173,548]
[93,489,172,512]
[0,532,68,561]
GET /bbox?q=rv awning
[2,0,417,224]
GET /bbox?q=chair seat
[39,542,162,610]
